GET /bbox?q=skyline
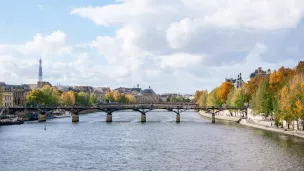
[1,0,304,94]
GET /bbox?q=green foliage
[207,88,222,107]
[89,92,97,105]
[226,88,235,106]
[251,78,273,117]
[76,92,90,106]
[198,90,208,106]
[169,96,191,103]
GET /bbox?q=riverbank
[0,118,24,126]
[199,111,304,139]
[199,110,242,122]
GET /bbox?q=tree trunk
[297,120,299,130]
[288,123,290,129]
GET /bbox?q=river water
[1,112,304,171]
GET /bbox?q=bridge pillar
[141,113,146,123]
[106,113,112,122]
[72,113,79,122]
[212,113,215,123]
[38,113,47,122]
[176,113,180,123]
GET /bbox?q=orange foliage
[246,75,266,96]
[295,61,304,73]
[269,67,293,92]
[216,82,233,104]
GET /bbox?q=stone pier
[176,114,180,123]
[38,113,47,122]
[212,113,215,123]
[72,114,79,122]
[141,113,146,123]
[106,113,112,122]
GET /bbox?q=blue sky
[1,0,304,94]
[0,0,117,43]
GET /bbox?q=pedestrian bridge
[2,103,247,123]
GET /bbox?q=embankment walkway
[199,111,304,139]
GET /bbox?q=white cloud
[71,0,304,30]
[2,1,304,94]
[159,53,203,69]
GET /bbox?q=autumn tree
[26,89,45,106]
[278,86,294,129]
[246,75,266,99]
[207,88,222,106]
[194,90,202,104]
[112,90,121,102]
[198,90,208,106]
[60,91,76,106]
[105,89,113,102]
[216,82,233,104]
[126,94,136,104]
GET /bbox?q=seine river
[1,112,304,171]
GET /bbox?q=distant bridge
[2,103,247,123]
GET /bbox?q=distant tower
[38,58,43,82]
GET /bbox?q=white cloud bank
[2,0,304,93]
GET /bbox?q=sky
[0,0,304,94]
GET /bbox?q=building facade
[1,84,31,107]
[248,67,271,81]
[226,73,243,89]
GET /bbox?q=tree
[112,90,120,102]
[60,91,76,106]
[26,89,45,106]
[76,92,90,106]
[89,93,97,105]
[194,90,202,104]
[175,96,184,102]
[216,82,233,104]
[246,75,265,98]
[232,88,249,107]
[41,85,59,106]
[207,88,222,106]
[198,90,208,106]
[251,78,273,118]
[278,86,294,129]
[269,67,293,93]
[105,90,113,102]
[226,88,235,106]
[126,94,136,104]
